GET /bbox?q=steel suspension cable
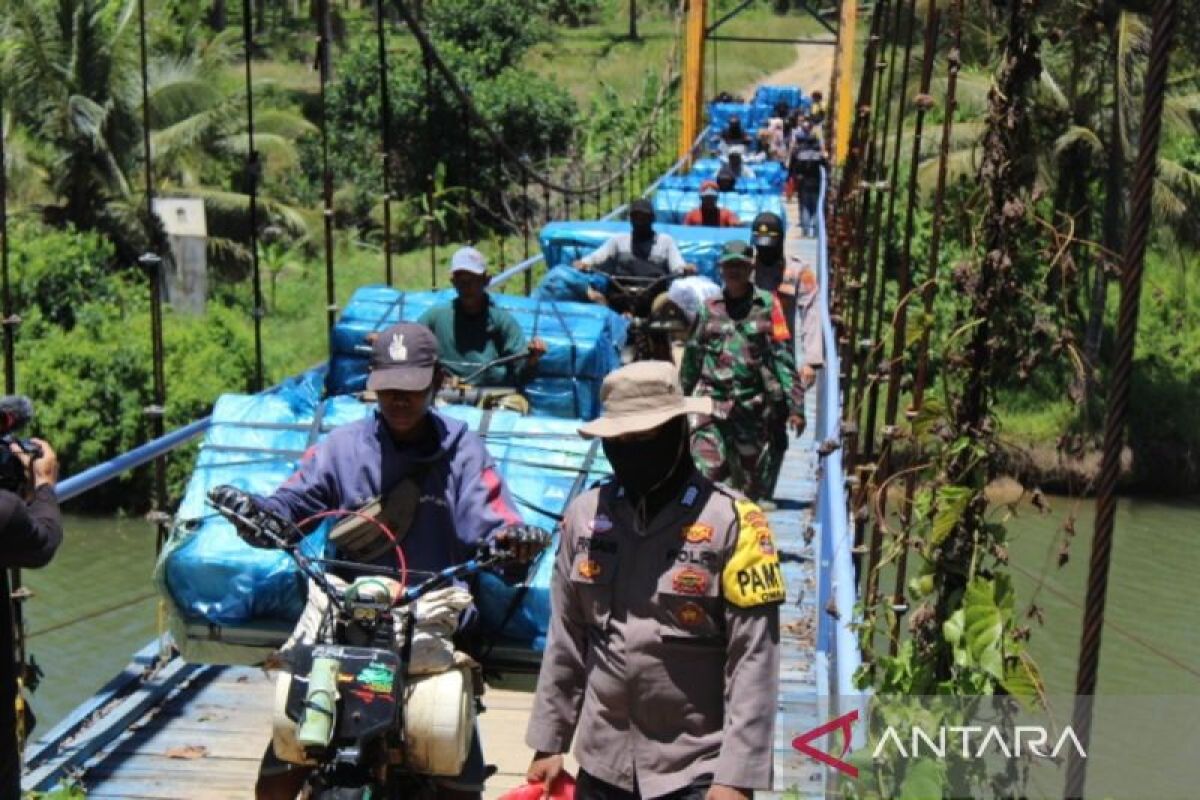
[849,0,905,450]
[1065,1,1178,797]
[836,0,888,422]
[884,3,943,654]
[863,0,918,461]
[0,87,13,395]
[830,1,886,324]
[375,0,395,285]
[843,0,896,565]
[0,42,29,703]
[860,0,920,612]
[240,0,265,391]
[317,0,338,339]
[390,0,686,198]
[839,0,890,403]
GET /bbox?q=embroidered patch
[589,514,614,533]
[743,509,769,529]
[681,485,700,507]
[677,601,706,627]
[682,522,714,544]
[388,333,407,361]
[672,566,709,596]
[577,559,603,579]
[723,499,785,607]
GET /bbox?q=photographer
[0,436,62,797]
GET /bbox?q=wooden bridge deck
[24,201,828,800]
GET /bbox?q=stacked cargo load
[327,286,627,419]
[156,376,610,665]
[537,220,757,284]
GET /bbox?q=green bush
[9,222,121,330]
[312,5,578,237]
[18,294,257,509]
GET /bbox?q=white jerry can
[271,662,476,777]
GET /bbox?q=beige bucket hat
[578,361,713,439]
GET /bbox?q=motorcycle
[604,273,690,363]
[436,351,532,415]
[207,488,547,799]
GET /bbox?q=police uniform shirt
[526,473,783,796]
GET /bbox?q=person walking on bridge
[681,241,805,504]
[525,360,783,800]
[682,181,741,228]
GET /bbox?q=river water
[18,497,1200,734]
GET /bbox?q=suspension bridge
[4,0,1183,797]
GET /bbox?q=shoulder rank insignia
[589,513,613,533]
[722,499,786,607]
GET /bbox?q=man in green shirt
[419,247,546,387]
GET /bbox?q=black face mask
[631,220,654,241]
[602,418,689,499]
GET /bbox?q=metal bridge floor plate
[764,196,827,800]
[47,660,572,799]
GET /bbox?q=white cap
[449,246,487,275]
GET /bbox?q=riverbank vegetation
[867,2,1200,495]
[0,0,809,509]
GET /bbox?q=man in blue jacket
[227,322,533,799]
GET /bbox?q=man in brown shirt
[525,361,783,800]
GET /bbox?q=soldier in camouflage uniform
[680,240,806,502]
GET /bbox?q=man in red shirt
[682,180,741,228]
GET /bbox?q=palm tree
[1,0,314,263]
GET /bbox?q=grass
[258,142,680,382]
[190,1,825,383]
[525,0,829,104]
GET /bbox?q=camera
[0,395,41,493]
[0,438,41,494]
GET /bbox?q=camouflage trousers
[691,405,788,501]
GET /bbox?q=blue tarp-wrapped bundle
[689,157,788,192]
[326,286,627,420]
[652,189,788,229]
[656,174,775,196]
[155,371,370,664]
[538,220,756,282]
[157,382,610,664]
[752,85,809,114]
[707,101,762,139]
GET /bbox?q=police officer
[681,241,805,504]
[750,214,823,501]
[526,361,783,800]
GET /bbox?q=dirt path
[744,41,836,99]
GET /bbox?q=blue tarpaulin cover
[538,220,756,282]
[689,158,787,191]
[327,286,627,420]
[752,85,809,112]
[656,174,775,196]
[652,189,788,229]
[157,374,610,663]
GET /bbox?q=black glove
[207,485,293,549]
[491,525,552,564]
